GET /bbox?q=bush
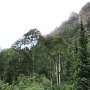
[0,80,13,90]
[13,74,51,90]
[53,83,74,90]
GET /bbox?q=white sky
[0,0,90,48]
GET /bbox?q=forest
[0,20,90,90]
[1,3,90,90]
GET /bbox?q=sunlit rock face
[79,2,90,23]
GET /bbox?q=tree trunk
[32,49,34,76]
[58,54,61,85]
[50,59,53,90]
[56,61,58,85]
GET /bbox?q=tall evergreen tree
[75,21,90,90]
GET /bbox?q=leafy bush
[53,83,74,90]
[12,74,51,90]
[0,80,13,90]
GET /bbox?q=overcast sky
[0,0,90,48]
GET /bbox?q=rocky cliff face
[68,12,78,21]
[79,2,90,23]
[49,2,90,37]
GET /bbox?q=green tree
[12,28,41,50]
[0,48,33,84]
[75,21,90,90]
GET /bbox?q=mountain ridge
[49,2,90,37]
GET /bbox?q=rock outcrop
[79,2,90,23]
[49,2,90,37]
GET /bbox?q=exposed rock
[79,2,90,23]
[68,12,78,21]
[49,2,90,37]
[49,27,59,36]
[49,15,79,37]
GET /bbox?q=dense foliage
[0,21,90,90]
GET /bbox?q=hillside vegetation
[0,2,90,90]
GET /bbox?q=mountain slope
[49,2,90,37]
